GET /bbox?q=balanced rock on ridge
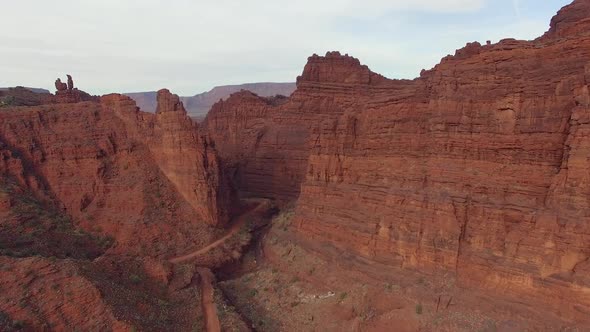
[54,78,67,91]
[67,74,74,90]
[53,74,97,103]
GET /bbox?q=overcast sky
[1,0,571,96]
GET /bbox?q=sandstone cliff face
[150,89,231,227]
[544,0,590,39]
[203,1,590,323]
[0,89,230,258]
[298,21,590,327]
[203,51,378,202]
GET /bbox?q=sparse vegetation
[12,320,24,330]
[129,274,142,284]
[0,182,114,260]
[360,306,377,322]
[415,303,423,315]
[248,289,258,298]
[273,206,295,231]
[339,292,348,302]
[0,96,15,107]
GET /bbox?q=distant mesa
[0,86,53,107]
[125,82,296,119]
[0,87,50,94]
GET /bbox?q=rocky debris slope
[0,180,111,260]
[0,256,130,331]
[203,0,590,324]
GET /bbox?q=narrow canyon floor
[200,203,585,332]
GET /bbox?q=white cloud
[513,0,522,18]
[0,0,562,95]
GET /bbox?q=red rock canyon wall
[0,88,231,257]
[203,0,590,322]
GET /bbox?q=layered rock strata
[0,88,230,258]
[203,0,590,323]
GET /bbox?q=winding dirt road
[168,200,267,332]
[170,201,266,264]
[196,268,221,332]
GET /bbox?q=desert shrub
[273,207,295,230]
[415,303,423,315]
[129,274,142,284]
[0,96,15,107]
[360,306,377,321]
[339,292,348,302]
[12,320,24,329]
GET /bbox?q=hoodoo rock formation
[202,0,590,325]
[54,78,67,92]
[67,74,74,90]
[53,74,97,104]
